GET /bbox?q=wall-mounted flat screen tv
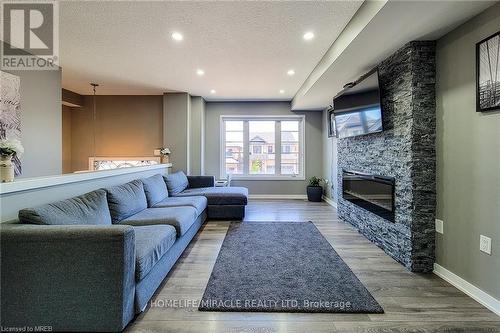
[333,70,383,139]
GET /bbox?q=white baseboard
[249,194,307,200]
[433,263,500,316]
[322,195,338,209]
[249,194,340,205]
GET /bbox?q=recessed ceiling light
[210,89,216,94]
[287,69,295,76]
[279,89,285,94]
[196,69,205,76]
[171,32,183,41]
[303,32,315,41]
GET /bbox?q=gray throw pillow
[106,179,148,223]
[164,171,189,196]
[142,174,169,207]
[18,189,112,225]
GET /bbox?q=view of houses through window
[222,116,304,178]
[281,121,300,175]
[224,120,244,174]
[249,120,275,175]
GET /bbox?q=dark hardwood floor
[125,200,500,333]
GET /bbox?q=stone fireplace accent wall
[337,41,436,272]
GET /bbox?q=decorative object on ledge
[476,31,500,112]
[156,147,171,164]
[215,180,228,187]
[0,138,24,182]
[0,71,22,176]
[88,156,161,171]
[0,154,15,182]
[307,176,326,202]
[216,173,232,187]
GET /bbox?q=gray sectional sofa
[0,172,248,332]
[165,172,248,220]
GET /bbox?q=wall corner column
[163,92,191,173]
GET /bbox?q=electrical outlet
[480,235,492,255]
[435,219,444,234]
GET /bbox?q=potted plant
[0,138,24,182]
[307,176,324,202]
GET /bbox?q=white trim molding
[220,115,306,180]
[322,195,338,209]
[249,194,307,200]
[434,263,500,316]
[0,164,173,223]
[0,164,171,195]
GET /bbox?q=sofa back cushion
[18,189,112,225]
[142,174,169,207]
[106,180,148,223]
[164,171,189,196]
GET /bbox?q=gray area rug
[199,222,383,313]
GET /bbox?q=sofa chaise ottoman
[0,174,207,332]
[164,171,248,220]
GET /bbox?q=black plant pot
[307,186,323,202]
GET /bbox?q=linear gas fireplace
[342,170,395,222]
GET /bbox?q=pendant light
[90,83,99,169]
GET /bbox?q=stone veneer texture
[337,41,436,272]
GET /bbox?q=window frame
[220,115,305,180]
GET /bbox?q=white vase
[0,155,15,182]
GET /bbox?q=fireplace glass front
[342,170,395,222]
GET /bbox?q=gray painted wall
[205,101,323,195]
[435,3,500,299]
[190,96,205,175]
[163,92,190,173]
[322,108,338,202]
[6,69,62,178]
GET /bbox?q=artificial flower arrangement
[0,138,24,182]
[157,147,171,164]
[160,147,171,156]
[0,138,24,156]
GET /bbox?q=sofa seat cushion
[152,196,207,215]
[18,189,112,225]
[175,187,248,205]
[164,171,189,196]
[141,174,169,207]
[121,207,197,237]
[106,179,148,223]
[133,225,176,281]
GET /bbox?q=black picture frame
[476,31,500,112]
[327,106,336,138]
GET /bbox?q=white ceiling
[292,0,496,110]
[59,0,363,99]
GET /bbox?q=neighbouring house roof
[249,132,298,143]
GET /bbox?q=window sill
[228,176,306,181]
